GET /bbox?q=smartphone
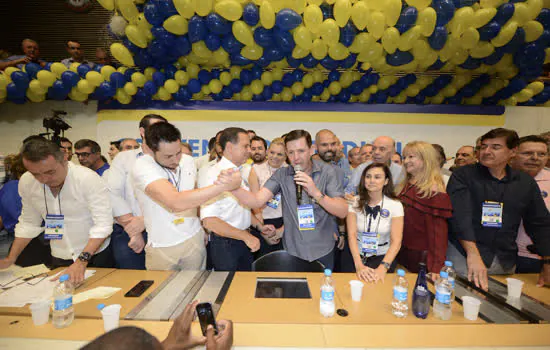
[196,302,218,336]
[124,280,154,297]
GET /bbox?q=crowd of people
[0,115,549,292]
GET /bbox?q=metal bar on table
[124,270,179,320]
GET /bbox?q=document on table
[0,269,96,307]
[0,264,51,290]
[73,286,121,304]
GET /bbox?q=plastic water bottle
[320,269,335,317]
[433,271,453,320]
[412,263,430,319]
[392,269,409,318]
[52,274,74,328]
[441,261,456,289]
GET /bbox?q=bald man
[348,136,405,194]
[453,145,476,168]
[0,39,46,70]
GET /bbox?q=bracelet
[314,192,326,203]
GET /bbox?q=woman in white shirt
[347,163,404,283]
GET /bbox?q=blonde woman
[396,141,453,275]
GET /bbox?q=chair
[252,250,325,272]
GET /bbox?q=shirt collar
[218,156,239,170]
[536,168,550,181]
[478,163,517,182]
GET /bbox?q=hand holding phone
[196,302,218,336]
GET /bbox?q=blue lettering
[342,141,357,155]
[202,139,209,156]
[189,139,199,157]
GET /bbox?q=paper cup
[462,296,481,321]
[506,278,524,299]
[29,300,51,326]
[100,304,121,332]
[349,280,364,302]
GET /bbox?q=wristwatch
[78,252,92,263]
[381,261,391,270]
[543,258,550,265]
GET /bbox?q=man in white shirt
[200,127,260,271]
[108,114,167,269]
[133,123,241,270]
[0,139,113,283]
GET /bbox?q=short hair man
[540,131,550,168]
[200,127,259,271]
[75,139,110,176]
[0,139,113,283]
[120,138,140,151]
[0,39,46,70]
[95,48,111,66]
[60,137,73,162]
[132,123,241,270]
[250,136,267,165]
[510,135,550,274]
[61,40,94,68]
[359,144,373,163]
[447,128,550,290]
[348,147,361,169]
[247,130,256,139]
[108,141,121,161]
[108,114,168,269]
[391,152,402,165]
[219,129,348,270]
[453,145,476,169]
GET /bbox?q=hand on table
[537,263,550,287]
[372,265,387,283]
[62,261,87,285]
[467,253,488,291]
[355,265,377,283]
[0,257,14,270]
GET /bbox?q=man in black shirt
[447,128,550,290]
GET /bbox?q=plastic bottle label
[321,290,334,301]
[54,296,73,311]
[448,277,455,289]
[393,286,408,302]
[435,288,451,304]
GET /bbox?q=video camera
[42,110,71,146]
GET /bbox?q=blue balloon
[328,70,340,82]
[144,3,164,26]
[404,73,417,86]
[292,69,305,82]
[206,13,232,35]
[273,28,295,53]
[240,70,253,85]
[148,39,168,58]
[152,71,166,87]
[446,96,462,105]
[301,89,312,101]
[262,85,273,100]
[311,82,324,95]
[222,35,244,54]
[460,85,476,98]
[143,81,158,96]
[52,80,70,97]
[252,94,264,101]
[386,50,414,66]
[264,47,284,61]
[395,24,409,34]
[519,98,537,106]
[251,66,263,80]
[60,71,79,88]
[537,8,550,30]
[230,54,252,66]
[535,29,550,47]
[198,70,212,84]
[271,80,283,93]
[7,82,25,100]
[25,63,41,79]
[229,79,243,93]
[388,85,401,97]
[433,75,452,89]
[222,86,234,98]
[123,38,141,55]
[479,21,501,41]
[124,68,137,81]
[211,93,223,101]
[134,89,151,104]
[211,69,221,79]
[254,27,275,48]
[374,91,388,103]
[320,4,333,20]
[533,90,550,104]
[110,72,126,89]
[152,27,176,47]
[340,22,357,47]
[350,81,363,95]
[205,33,222,51]
[275,9,302,31]
[428,26,448,50]
[10,71,30,91]
[174,86,191,102]
[76,63,91,78]
[187,78,202,94]
[188,16,207,43]
[494,3,514,25]
[502,28,525,54]
[396,6,418,34]
[243,3,260,26]
[302,54,318,68]
[157,0,177,18]
[170,35,190,57]
[282,72,295,87]
[483,47,505,65]
[135,50,153,68]
[433,0,455,26]
[286,55,301,68]
[320,56,338,70]
[413,95,426,104]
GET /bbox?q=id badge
[481,201,503,228]
[360,232,378,255]
[45,214,64,240]
[173,218,185,225]
[297,204,315,230]
[267,193,281,209]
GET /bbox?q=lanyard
[44,185,62,215]
[364,197,384,233]
[161,166,181,190]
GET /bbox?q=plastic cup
[506,278,524,299]
[349,280,364,302]
[462,296,482,321]
[29,300,51,326]
[100,304,121,332]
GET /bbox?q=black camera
[43,110,71,146]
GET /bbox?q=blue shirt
[96,163,110,176]
[0,180,22,233]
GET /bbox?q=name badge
[481,201,503,228]
[297,204,315,230]
[173,218,185,225]
[360,232,378,255]
[267,193,281,209]
[45,214,64,240]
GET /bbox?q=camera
[42,110,71,146]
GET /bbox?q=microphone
[294,164,303,205]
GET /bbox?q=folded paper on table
[73,287,121,304]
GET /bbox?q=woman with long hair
[347,163,404,283]
[396,141,453,275]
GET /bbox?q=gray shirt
[348,161,405,194]
[264,160,344,261]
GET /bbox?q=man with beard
[447,128,550,290]
[250,136,267,165]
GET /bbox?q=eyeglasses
[75,152,92,158]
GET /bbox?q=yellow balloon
[302,73,314,88]
[449,47,469,64]
[382,27,400,54]
[117,0,139,23]
[449,7,473,36]
[398,25,421,51]
[383,0,402,26]
[174,0,196,19]
[209,79,223,94]
[524,20,544,42]
[260,1,275,29]
[366,11,386,39]
[320,19,340,46]
[460,27,480,50]
[233,21,255,46]
[357,42,383,62]
[172,71,188,86]
[304,5,323,34]
[405,85,420,97]
[404,0,431,10]
[215,0,243,21]
[411,39,430,59]
[260,71,273,86]
[192,42,213,58]
[281,87,293,101]
[212,49,230,66]
[0,74,7,90]
[511,3,530,25]
[472,8,497,28]
[292,45,311,59]
[101,65,117,81]
[156,87,172,101]
[271,93,281,101]
[506,96,518,106]
[164,15,189,35]
[328,81,342,95]
[128,72,144,88]
[110,43,135,67]
[143,67,155,81]
[546,48,550,64]
[289,0,307,13]
[164,79,180,94]
[358,90,370,102]
[68,62,79,73]
[311,38,328,59]
[527,81,544,95]
[417,8,436,36]
[29,80,47,95]
[230,66,242,79]
[312,70,323,83]
[201,85,211,95]
[270,0,286,11]
[117,66,128,74]
[349,32,375,53]
[186,63,200,78]
[241,86,253,101]
[123,82,138,96]
[241,45,263,60]
[37,70,57,87]
[294,26,313,50]
[250,80,264,95]
[339,71,353,88]
[69,87,88,102]
[527,0,543,21]
[491,21,518,47]
[469,41,494,59]
[192,91,204,100]
[334,0,352,27]
[97,0,115,11]
[196,0,213,16]
[351,1,369,30]
[271,67,283,81]
[480,0,504,8]
[26,89,45,103]
[50,63,67,79]
[125,25,148,48]
[77,80,95,94]
[328,42,349,60]
[320,88,330,100]
[515,88,534,103]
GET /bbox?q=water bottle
[441,261,456,289]
[320,269,335,317]
[412,263,430,319]
[52,274,74,328]
[392,269,409,318]
[433,271,453,321]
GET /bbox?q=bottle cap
[440,271,448,279]
[59,274,69,282]
[397,269,405,277]
[445,261,453,267]
[324,269,332,276]
[97,303,105,311]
